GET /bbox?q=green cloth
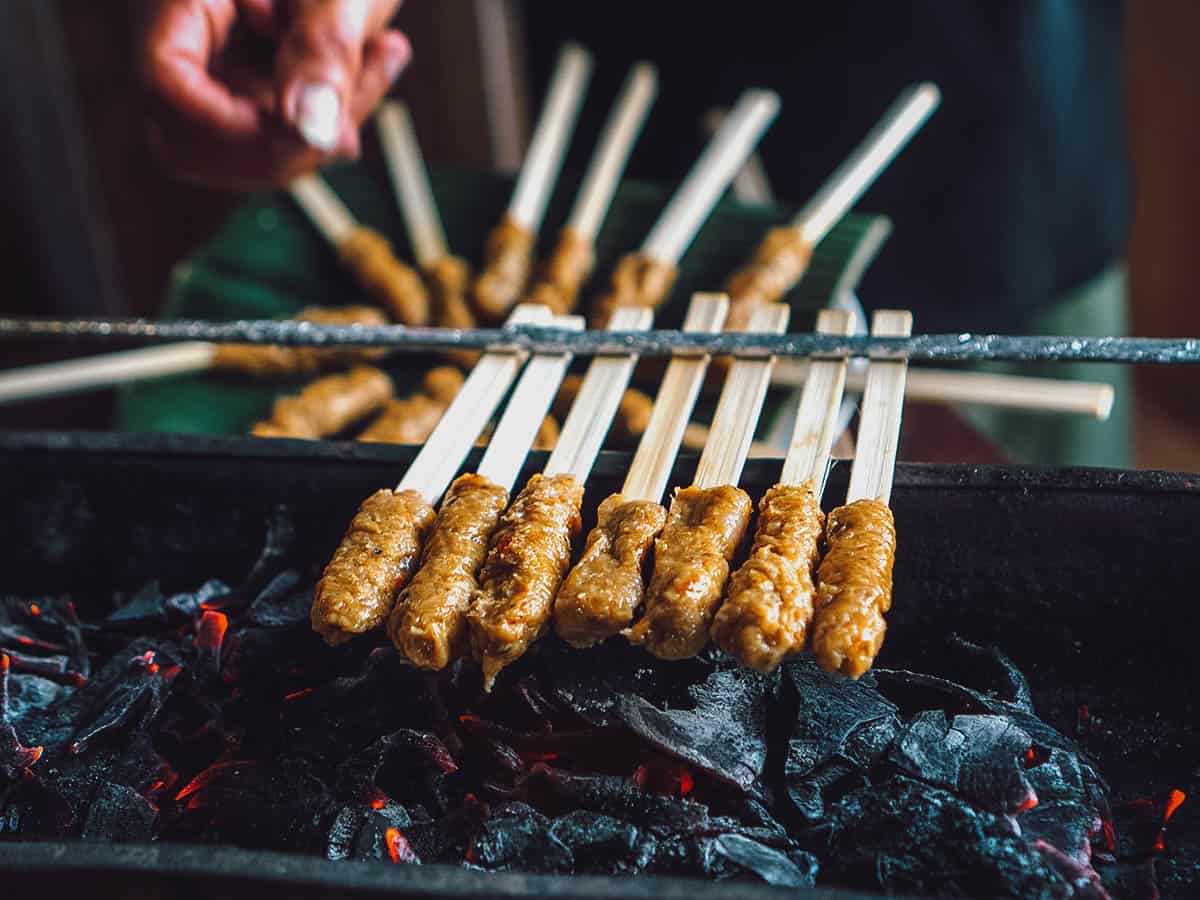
[117,164,885,437]
[959,265,1131,468]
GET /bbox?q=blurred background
[0,0,1197,470]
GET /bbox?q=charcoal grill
[0,431,1197,899]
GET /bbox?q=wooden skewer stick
[566,63,658,239]
[397,304,552,504]
[288,174,358,245]
[509,43,593,232]
[621,294,730,501]
[847,310,913,504]
[780,309,857,492]
[544,307,655,480]
[795,83,940,246]
[474,315,586,493]
[773,360,1113,420]
[693,303,792,488]
[642,90,781,266]
[375,101,449,268]
[703,107,775,205]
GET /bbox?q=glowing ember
[175,759,255,801]
[28,604,40,616]
[196,610,229,653]
[386,827,418,863]
[284,688,314,702]
[1155,789,1187,852]
[1015,792,1039,813]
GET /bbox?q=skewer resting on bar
[310,304,551,647]
[553,294,730,648]
[626,303,790,660]
[712,309,855,670]
[388,314,585,674]
[810,310,912,678]
[526,62,658,315]
[473,43,593,321]
[289,175,430,324]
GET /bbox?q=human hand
[139,0,409,189]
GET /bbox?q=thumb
[277,0,381,151]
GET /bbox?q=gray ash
[0,521,1192,898]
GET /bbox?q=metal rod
[0,317,1197,364]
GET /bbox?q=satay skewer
[625,303,791,660]
[310,304,551,646]
[288,174,430,324]
[711,309,855,670]
[591,89,780,327]
[375,101,476,337]
[387,314,587,671]
[526,62,658,314]
[552,294,730,648]
[473,43,593,321]
[810,310,912,678]
[723,83,940,330]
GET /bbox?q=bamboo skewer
[526,62,658,314]
[474,315,586,493]
[397,305,552,505]
[288,174,430,324]
[473,44,593,320]
[375,101,449,269]
[621,295,731,502]
[703,107,775,205]
[846,311,913,504]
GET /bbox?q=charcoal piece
[0,624,64,653]
[467,802,573,872]
[245,571,310,627]
[520,765,712,837]
[947,635,1035,711]
[6,673,63,723]
[80,781,157,842]
[165,578,230,620]
[549,810,655,874]
[786,760,867,823]
[1,655,44,777]
[336,728,458,807]
[68,660,170,755]
[1032,840,1112,899]
[218,505,296,612]
[326,804,367,861]
[403,797,489,864]
[105,581,168,628]
[708,833,819,887]
[1027,749,1092,807]
[352,805,417,862]
[614,667,773,791]
[822,775,1088,898]
[1022,801,1103,867]
[888,711,1037,814]
[0,772,76,837]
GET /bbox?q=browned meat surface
[553,375,653,448]
[311,488,436,645]
[358,394,447,444]
[472,215,535,321]
[524,227,595,314]
[336,226,430,325]
[252,365,393,439]
[811,498,896,678]
[211,305,388,377]
[723,226,813,331]
[426,255,480,367]
[626,485,752,659]
[589,252,677,329]
[389,474,509,669]
[468,474,584,690]
[554,494,667,647]
[421,366,466,403]
[711,483,824,671]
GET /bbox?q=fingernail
[295,82,341,151]
[386,45,410,83]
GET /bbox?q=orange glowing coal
[196,610,229,653]
[386,828,417,863]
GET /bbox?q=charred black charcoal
[402,795,489,864]
[1022,801,1103,868]
[548,810,655,874]
[820,776,1090,898]
[164,578,230,620]
[350,804,417,862]
[705,833,818,887]
[206,505,296,614]
[467,801,573,872]
[80,781,157,842]
[105,581,168,629]
[337,728,458,815]
[245,571,310,627]
[6,672,63,724]
[0,771,76,837]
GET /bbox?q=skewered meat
[468,473,584,690]
[626,485,752,660]
[252,365,393,439]
[589,252,677,329]
[358,366,464,445]
[211,305,388,376]
[473,215,536,321]
[810,498,896,678]
[711,483,824,671]
[723,226,813,331]
[311,488,436,645]
[389,474,509,669]
[553,494,667,647]
[336,227,430,325]
[426,256,475,329]
[525,228,596,314]
[553,375,653,448]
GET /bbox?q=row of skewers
[0,46,1114,424]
